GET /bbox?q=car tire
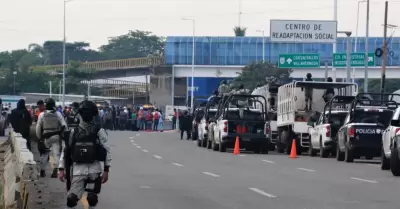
[345,146,354,163]
[308,142,317,157]
[320,140,329,158]
[381,148,390,170]
[390,147,400,176]
[336,145,345,161]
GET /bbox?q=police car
[336,93,397,163]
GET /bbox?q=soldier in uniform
[58,100,111,209]
[218,80,229,96]
[304,73,314,111]
[323,77,335,103]
[66,102,80,129]
[36,98,67,177]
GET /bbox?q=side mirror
[307,120,315,127]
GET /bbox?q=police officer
[323,77,335,103]
[66,102,80,129]
[235,84,250,108]
[304,73,314,111]
[36,98,67,178]
[218,80,229,96]
[58,100,111,209]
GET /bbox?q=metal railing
[31,56,165,72]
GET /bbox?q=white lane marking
[248,187,277,198]
[130,140,134,143]
[202,172,220,177]
[136,133,140,136]
[129,137,133,139]
[367,164,380,167]
[154,155,163,159]
[172,163,184,167]
[262,160,275,164]
[350,177,378,184]
[297,168,316,172]
[142,150,148,153]
[136,146,142,149]
[140,186,151,189]
[239,154,246,156]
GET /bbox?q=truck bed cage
[221,94,268,121]
[350,93,400,112]
[324,95,355,121]
[293,81,357,89]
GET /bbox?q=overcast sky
[0,0,399,51]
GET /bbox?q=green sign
[278,54,320,68]
[333,52,375,67]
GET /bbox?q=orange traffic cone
[288,139,298,158]
[233,136,240,155]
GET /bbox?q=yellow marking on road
[49,156,88,209]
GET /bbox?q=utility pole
[364,0,370,92]
[380,1,388,99]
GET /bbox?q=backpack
[71,127,107,163]
[154,112,160,120]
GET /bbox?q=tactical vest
[43,111,60,133]
[71,127,106,164]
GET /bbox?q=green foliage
[232,62,292,90]
[233,26,247,36]
[0,29,165,95]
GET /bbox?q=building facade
[165,36,400,66]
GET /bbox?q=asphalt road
[89,130,400,209]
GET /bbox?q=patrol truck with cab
[337,93,396,163]
[277,81,357,154]
[251,83,281,150]
[308,96,354,158]
[212,94,270,153]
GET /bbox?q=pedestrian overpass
[32,57,396,79]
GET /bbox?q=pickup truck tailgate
[350,124,385,148]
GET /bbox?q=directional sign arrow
[368,56,373,62]
[287,58,292,64]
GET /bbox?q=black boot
[51,168,58,178]
[40,170,46,177]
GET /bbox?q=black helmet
[306,73,312,78]
[72,102,79,109]
[78,100,98,122]
[239,84,244,89]
[327,77,333,82]
[44,98,56,110]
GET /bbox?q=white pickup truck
[381,107,400,171]
[308,110,348,158]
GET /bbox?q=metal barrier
[31,56,165,72]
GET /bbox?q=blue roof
[165,36,400,66]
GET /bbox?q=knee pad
[66,193,79,207]
[87,193,98,206]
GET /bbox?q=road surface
[72,131,400,209]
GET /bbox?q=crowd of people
[97,106,165,132]
[7,98,111,209]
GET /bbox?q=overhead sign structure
[333,53,375,67]
[278,54,320,68]
[270,19,337,43]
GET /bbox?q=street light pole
[182,18,196,110]
[13,71,16,94]
[354,0,367,83]
[332,0,338,82]
[257,29,265,62]
[364,0,370,92]
[63,0,72,106]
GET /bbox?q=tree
[99,30,165,59]
[233,26,247,36]
[232,62,292,91]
